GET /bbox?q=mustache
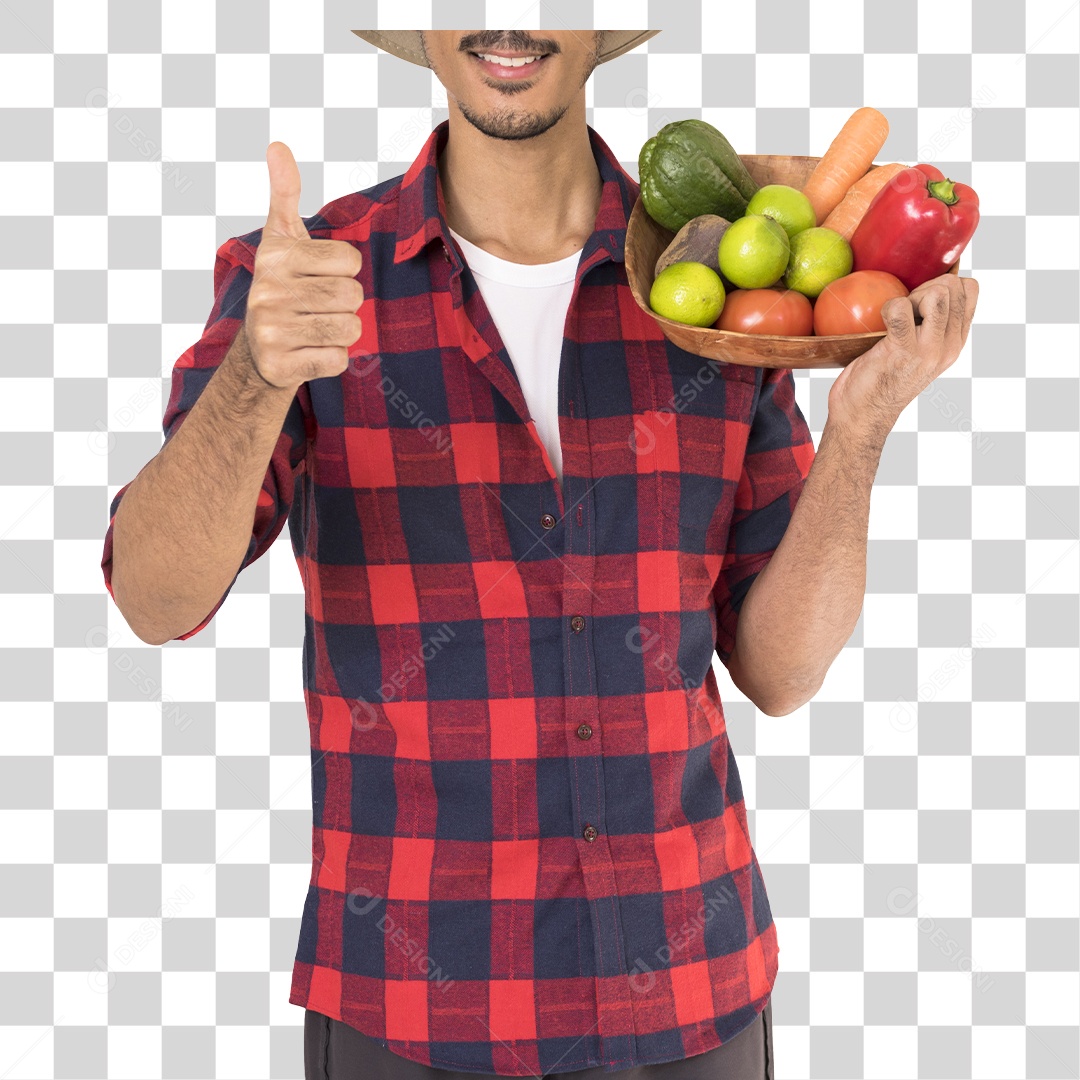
[458,30,562,54]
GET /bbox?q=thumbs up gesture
[242,142,365,392]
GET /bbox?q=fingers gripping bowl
[625,154,959,370]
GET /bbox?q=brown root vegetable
[654,214,731,278]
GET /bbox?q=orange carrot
[802,107,890,226]
[822,161,908,240]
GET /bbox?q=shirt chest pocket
[637,352,759,541]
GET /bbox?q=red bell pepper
[849,163,979,291]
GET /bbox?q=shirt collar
[392,118,637,267]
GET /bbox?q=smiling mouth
[469,51,550,68]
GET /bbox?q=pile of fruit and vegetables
[640,108,980,336]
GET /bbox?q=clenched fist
[242,141,365,392]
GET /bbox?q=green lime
[717,214,790,290]
[783,226,853,298]
[649,261,726,327]
[745,184,817,239]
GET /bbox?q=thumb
[264,141,309,240]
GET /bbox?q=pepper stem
[928,178,959,205]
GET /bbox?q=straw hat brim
[351,30,660,67]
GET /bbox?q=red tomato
[715,287,814,336]
[813,270,909,336]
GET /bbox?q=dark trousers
[304,1000,773,1079]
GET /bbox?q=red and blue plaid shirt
[102,119,814,1076]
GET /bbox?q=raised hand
[242,141,365,392]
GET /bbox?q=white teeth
[477,53,541,67]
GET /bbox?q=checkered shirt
[101,118,815,1076]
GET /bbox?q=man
[100,26,978,1080]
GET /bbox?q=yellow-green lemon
[649,261,726,327]
[718,214,791,290]
[745,184,817,239]
[783,226,854,298]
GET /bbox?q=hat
[351,30,660,68]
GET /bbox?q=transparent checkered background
[1,1,1079,1077]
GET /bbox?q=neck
[437,96,603,265]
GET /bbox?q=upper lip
[471,50,548,58]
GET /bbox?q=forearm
[726,416,884,714]
[109,323,298,645]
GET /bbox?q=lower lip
[471,53,549,79]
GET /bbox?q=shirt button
[442,243,451,262]
[576,722,592,740]
[570,614,585,633]
[540,513,556,530]
[583,824,598,842]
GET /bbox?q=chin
[452,81,571,140]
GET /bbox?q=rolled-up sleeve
[714,365,816,667]
[101,234,312,641]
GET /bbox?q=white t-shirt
[448,226,582,482]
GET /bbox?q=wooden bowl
[625,154,959,369]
